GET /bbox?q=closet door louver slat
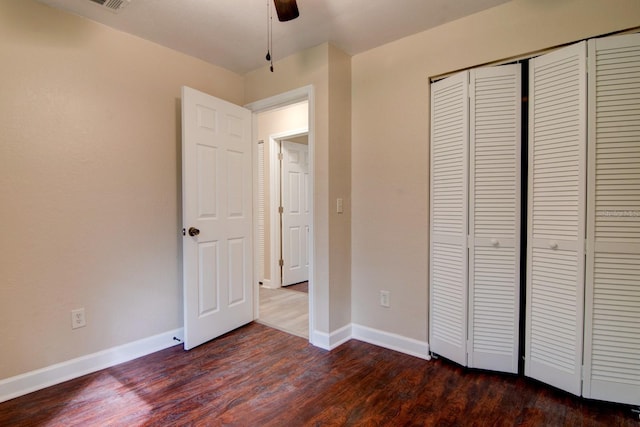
[583,33,640,406]
[526,42,587,396]
[468,65,521,373]
[429,71,469,366]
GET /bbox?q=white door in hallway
[281,140,310,286]
[182,86,253,350]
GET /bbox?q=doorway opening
[246,87,314,340]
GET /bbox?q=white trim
[309,330,331,349]
[0,328,183,404]
[245,86,313,113]
[311,324,351,350]
[260,278,274,289]
[257,139,266,286]
[251,111,261,320]
[312,324,431,361]
[0,323,430,403]
[268,136,281,288]
[352,324,431,360]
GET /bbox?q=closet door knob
[549,241,558,250]
[491,239,500,247]
[188,227,200,237]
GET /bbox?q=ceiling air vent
[88,0,131,13]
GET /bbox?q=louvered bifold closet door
[526,42,587,396]
[430,71,469,366]
[468,65,521,373]
[583,33,640,406]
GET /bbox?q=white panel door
[526,42,587,395]
[468,64,521,373]
[583,33,640,406]
[182,86,253,350]
[282,141,310,286]
[429,71,469,366]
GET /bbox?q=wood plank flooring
[283,281,309,293]
[258,286,308,338]
[0,323,636,426]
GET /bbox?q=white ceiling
[37,0,511,74]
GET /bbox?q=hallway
[258,285,308,338]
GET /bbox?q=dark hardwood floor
[0,322,635,426]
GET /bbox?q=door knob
[188,227,200,237]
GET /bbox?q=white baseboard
[1,324,430,403]
[311,329,331,350]
[0,328,184,404]
[311,324,351,350]
[351,324,431,360]
[311,324,429,361]
[260,279,279,289]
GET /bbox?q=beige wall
[0,0,244,378]
[351,0,640,342]
[256,102,309,283]
[327,45,352,330]
[246,42,352,334]
[3,0,637,384]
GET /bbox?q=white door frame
[245,85,315,343]
[268,130,309,289]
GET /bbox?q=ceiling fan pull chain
[266,0,271,62]
[266,0,274,71]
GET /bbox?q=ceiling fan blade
[273,0,299,22]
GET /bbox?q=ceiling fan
[273,0,299,22]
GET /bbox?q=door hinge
[279,259,284,267]
[278,152,283,161]
[278,206,284,214]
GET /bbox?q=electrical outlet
[71,308,86,329]
[380,290,390,308]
